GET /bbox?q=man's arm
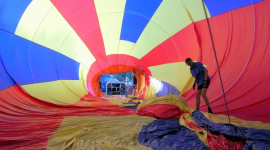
[203,68,208,80]
[193,79,196,90]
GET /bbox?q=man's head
[185,58,193,67]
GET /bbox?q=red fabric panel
[140,24,201,67]
[181,1,270,122]
[0,85,136,149]
[137,104,185,119]
[51,0,109,71]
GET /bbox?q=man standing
[185,58,213,114]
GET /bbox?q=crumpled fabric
[138,119,209,150]
[191,110,270,150]
[48,115,155,150]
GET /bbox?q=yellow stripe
[129,0,193,59]
[79,64,89,89]
[21,84,63,104]
[144,77,162,99]
[61,80,88,98]
[118,40,135,55]
[15,0,53,41]
[180,76,195,96]
[180,0,211,22]
[128,0,211,59]
[15,0,95,69]
[149,62,191,93]
[22,80,86,105]
[95,0,126,55]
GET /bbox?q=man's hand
[193,83,196,90]
[203,80,207,87]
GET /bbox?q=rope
[201,0,236,148]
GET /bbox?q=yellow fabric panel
[22,81,83,105]
[31,6,60,45]
[151,0,192,36]
[47,115,155,150]
[144,77,162,100]
[105,97,143,107]
[21,84,64,104]
[137,95,191,112]
[118,40,135,55]
[15,0,95,68]
[61,80,88,99]
[95,0,126,55]
[180,77,195,96]
[130,0,192,59]
[40,15,71,52]
[180,0,211,22]
[149,62,192,94]
[15,0,52,41]
[58,30,96,68]
[79,64,89,90]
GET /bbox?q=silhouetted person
[185,58,213,114]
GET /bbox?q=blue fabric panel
[156,81,180,97]
[138,119,209,150]
[0,30,16,85]
[0,56,15,91]
[120,0,162,43]
[203,0,263,17]
[0,30,80,85]
[57,54,79,80]
[44,48,60,82]
[12,36,35,85]
[0,0,32,33]
[30,43,51,83]
[0,0,8,12]
[191,110,270,150]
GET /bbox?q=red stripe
[137,104,185,119]
[0,85,136,149]
[51,0,109,71]
[182,1,270,122]
[140,24,201,67]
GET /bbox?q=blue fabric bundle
[138,119,209,150]
[191,110,270,150]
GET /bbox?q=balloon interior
[0,0,270,149]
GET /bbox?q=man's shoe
[208,108,213,114]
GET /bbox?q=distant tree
[126,72,132,80]
[111,72,133,82]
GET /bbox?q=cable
[201,0,237,149]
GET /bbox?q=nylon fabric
[0,0,270,149]
[48,115,155,150]
[192,110,270,149]
[138,119,209,150]
[180,113,244,150]
[137,94,192,113]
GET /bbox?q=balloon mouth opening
[97,71,133,96]
[86,65,148,97]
